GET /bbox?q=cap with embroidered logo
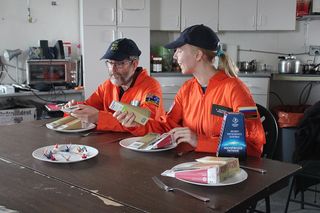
[101,38,141,61]
[165,24,220,51]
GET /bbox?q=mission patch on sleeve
[145,94,160,107]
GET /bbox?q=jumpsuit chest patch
[211,104,232,117]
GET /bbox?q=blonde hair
[199,48,239,77]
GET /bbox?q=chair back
[256,104,279,159]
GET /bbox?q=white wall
[0,0,80,84]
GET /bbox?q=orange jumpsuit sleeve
[228,80,265,157]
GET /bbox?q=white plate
[32,144,99,163]
[171,162,248,186]
[119,137,177,152]
[46,123,96,133]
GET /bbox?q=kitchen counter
[272,73,320,81]
[151,71,320,81]
[151,70,272,78]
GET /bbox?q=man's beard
[109,72,134,87]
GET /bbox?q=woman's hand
[169,127,198,148]
[113,111,140,128]
[70,104,99,124]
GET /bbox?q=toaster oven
[26,59,77,87]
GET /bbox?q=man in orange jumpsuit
[68,38,165,132]
[115,25,265,157]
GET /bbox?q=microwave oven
[26,59,77,87]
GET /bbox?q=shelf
[296,15,320,21]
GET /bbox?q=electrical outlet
[309,46,320,56]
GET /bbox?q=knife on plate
[240,165,267,174]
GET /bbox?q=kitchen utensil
[152,176,210,202]
[238,60,257,72]
[278,55,301,74]
[240,165,267,174]
[302,63,320,74]
[81,131,106,137]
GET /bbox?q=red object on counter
[296,0,310,17]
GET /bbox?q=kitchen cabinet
[81,0,116,26]
[239,77,270,108]
[153,76,190,111]
[82,0,149,27]
[150,0,218,32]
[150,0,180,31]
[117,0,150,27]
[219,0,296,31]
[80,0,150,98]
[181,0,218,31]
[154,75,270,111]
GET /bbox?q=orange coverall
[84,68,165,132]
[127,71,266,157]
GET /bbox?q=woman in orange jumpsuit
[116,25,265,157]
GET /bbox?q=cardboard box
[0,108,37,125]
[109,100,150,125]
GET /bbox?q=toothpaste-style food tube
[162,158,240,184]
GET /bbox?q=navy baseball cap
[165,24,220,51]
[101,38,141,61]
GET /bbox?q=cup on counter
[260,64,271,72]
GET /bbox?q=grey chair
[257,103,279,159]
[285,161,320,212]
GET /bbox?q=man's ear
[132,59,139,69]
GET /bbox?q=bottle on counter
[152,57,163,72]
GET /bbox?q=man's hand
[70,104,99,124]
[62,99,77,108]
[113,111,140,128]
[169,127,198,148]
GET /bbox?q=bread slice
[56,118,83,130]
[47,116,76,129]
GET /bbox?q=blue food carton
[216,112,246,160]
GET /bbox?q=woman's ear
[195,49,203,62]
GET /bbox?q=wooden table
[0,120,301,212]
[0,157,140,213]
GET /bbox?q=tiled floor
[256,183,320,213]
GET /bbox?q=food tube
[162,167,220,184]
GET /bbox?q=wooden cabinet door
[257,0,296,30]
[81,0,116,26]
[181,0,218,31]
[219,0,257,31]
[150,0,181,31]
[117,0,150,27]
[82,26,116,98]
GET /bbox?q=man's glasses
[105,60,133,69]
